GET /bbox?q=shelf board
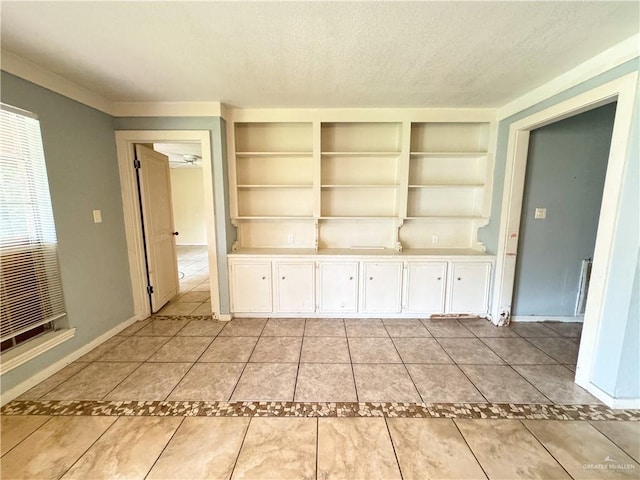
[319,216,398,220]
[410,151,488,157]
[408,184,484,189]
[322,184,400,189]
[235,216,315,220]
[236,151,313,157]
[404,216,489,221]
[237,184,313,189]
[321,151,401,157]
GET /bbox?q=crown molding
[498,33,640,120]
[111,101,223,117]
[1,49,116,114]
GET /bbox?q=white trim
[115,130,221,319]
[575,380,640,410]
[511,316,584,323]
[498,34,640,119]
[111,102,222,118]
[0,315,139,405]
[0,329,76,376]
[1,50,114,114]
[218,314,233,322]
[492,72,639,395]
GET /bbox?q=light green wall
[1,72,134,393]
[512,103,616,316]
[112,117,233,314]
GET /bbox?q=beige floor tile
[104,363,191,400]
[353,364,421,402]
[41,362,139,400]
[318,417,401,480]
[136,318,190,336]
[407,364,485,403]
[19,363,89,400]
[219,318,267,336]
[117,319,152,337]
[460,318,518,337]
[383,319,432,337]
[460,365,550,403]
[481,337,558,364]
[295,363,357,402]
[147,336,213,362]
[75,335,127,362]
[565,363,577,372]
[199,336,258,362]
[348,337,402,363]
[0,416,50,456]
[544,322,583,337]
[231,363,298,401]
[387,418,486,479]
[508,322,561,337]
[97,336,170,362]
[178,319,225,336]
[300,336,351,363]
[232,418,316,480]
[304,318,346,336]
[513,364,601,404]
[422,319,475,337]
[344,319,389,337]
[191,302,213,315]
[455,419,571,479]
[392,337,452,363]
[0,416,116,480]
[438,338,506,364]
[61,417,182,480]
[157,302,201,315]
[168,363,245,401]
[591,421,640,463]
[177,290,210,303]
[148,417,250,480]
[526,337,580,364]
[249,336,302,363]
[524,420,639,479]
[192,281,210,291]
[262,318,306,336]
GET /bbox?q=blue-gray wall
[112,117,233,315]
[1,72,134,393]
[512,103,616,316]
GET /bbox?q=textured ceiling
[1,2,638,108]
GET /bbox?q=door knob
[172,231,179,236]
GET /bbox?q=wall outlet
[431,234,439,244]
[286,234,294,244]
[92,209,102,223]
[534,207,546,219]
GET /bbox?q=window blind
[0,103,66,345]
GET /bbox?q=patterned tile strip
[2,400,638,421]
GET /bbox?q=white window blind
[0,103,66,346]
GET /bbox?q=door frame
[491,72,638,398]
[115,130,220,320]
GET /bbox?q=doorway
[115,130,221,320]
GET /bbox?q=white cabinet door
[275,262,315,313]
[362,262,403,313]
[318,262,359,313]
[230,262,272,312]
[405,262,447,314]
[447,262,491,314]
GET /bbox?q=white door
[230,261,272,312]
[275,262,315,313]
[447,262,492,314]
[136,145,179,312]
[362,262,403,313]
[405,262,447,314]
[318,262,359,313]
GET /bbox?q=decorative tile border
[150,315,213,321]
[2,400,638,421]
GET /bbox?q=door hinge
[146,285,154,295]
[133,159,141,169]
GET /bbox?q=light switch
[534,208,546,219]
[93,209,102,223]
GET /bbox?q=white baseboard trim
[576,379,640,410]
[511,315,584,323]
[0,315,139,406]
[218,313,233,322]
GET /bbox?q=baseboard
[218,313,233,322]
[0,315,139,406]
[576,380,640,409]
[511,315,584,323]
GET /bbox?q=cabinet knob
[282,276,285,280]
[437,277,442,280]
[261,276,266,280]
[349,277,353,280]
[457,277,462,281]
[369,277,373,280]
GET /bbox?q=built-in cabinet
[228,255,493,318]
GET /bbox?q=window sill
[0,329,76,375]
